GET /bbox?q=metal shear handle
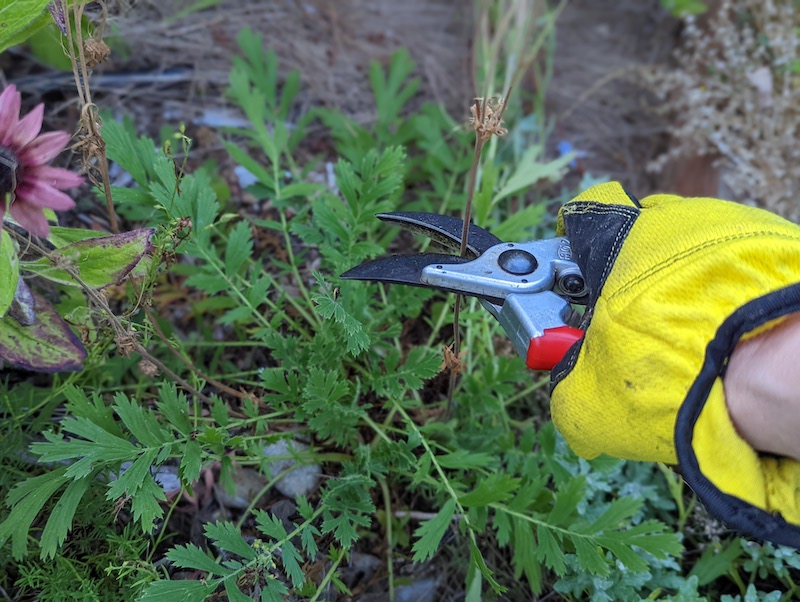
[341,212,586,371]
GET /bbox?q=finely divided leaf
[535,524,566,575]
[225,220,253,275]
[512,517,542,593]
[113,393,170,448]
[0,468,69,559]
[167,543,232,576]
[572,537,608,576]
[370,347,441,398]
[458,474,520,507]
[205,521,257,561]
[40,476,93,560]
[312,284,370,356]
[411,498,456,563]
[138,580,215,602]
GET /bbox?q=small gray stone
[215,467,268,509]
[263,439,321,499]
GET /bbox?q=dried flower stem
[61,2,252,407]
[447,91,511,407]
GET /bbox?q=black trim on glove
[676,283,800,549]
[552,199,639,386]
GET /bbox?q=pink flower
[0,85,83,237]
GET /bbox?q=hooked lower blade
[340,253,473,287]
[376,212,502,258]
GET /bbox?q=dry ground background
[4,0,695,203]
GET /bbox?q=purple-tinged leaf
[22,228,155,289]
[0,290,86,372]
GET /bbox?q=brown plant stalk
[446,92,510,407]
[62,2,254,407]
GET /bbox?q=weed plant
[0,4,799,602]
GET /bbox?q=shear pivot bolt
[559,274,586,295]
[498,249,537,275]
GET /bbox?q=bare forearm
[724,312,800,461]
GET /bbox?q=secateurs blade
[341,212,588,370]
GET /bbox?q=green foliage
[661,0,708,17]
[4,24,799,602]
[0,0,52,53]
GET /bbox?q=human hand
[549,182,800,548]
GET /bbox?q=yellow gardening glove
[550,181,800,548]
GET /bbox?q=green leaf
[22,228,154,289]
[0,290,86,372]
[113,393,169,448]
[128,475,167,530]
[689,541,743,586]
[535,524,566,575]
[205,521,257,561]
[137,580,215,602]
[224,220,253,275]
[180,440,203,486]
[302,368,362,444]
[546,476,585,525]
[0,468,69,559]
[512,517,542,593]
[459,474,520,507]
[589,496,642,533]
[0,233,19,318]
[48,226,110,246]
[312,277,370,356]
[0,0,52,53]
[320,473,375,548]
[157,383,192,436]
[573,537,608,576]
[493,151,572,205]
[39,475,93,559]
[33,416,137,475]
[167,543,233,576]
[370,347,441,398]
[411,498,455,563]
[256,513,305,587]
[256,511,288,539]
[436,450,497,470]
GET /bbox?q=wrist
[723,312,800,461]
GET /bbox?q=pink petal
[27,165,84,189]
[12,103,44,149]
[17,131,71,166]
[15,178,76,210]
[0,86,21,147]
[9,200,50,237]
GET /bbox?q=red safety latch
[526,326,583,371]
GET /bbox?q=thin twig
[446,89,512,408]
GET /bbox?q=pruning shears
[341,212,587,370]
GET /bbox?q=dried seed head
[84,38,110,68]
[469,97,508,142]
[138,359,159,377]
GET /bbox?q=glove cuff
[676,282,800,548]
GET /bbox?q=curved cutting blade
[340,253,473,288]
[376,212,502,258]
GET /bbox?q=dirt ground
[4,0,685,202]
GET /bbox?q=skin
[724,311,800,462]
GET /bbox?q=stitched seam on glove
[552,204,638,384]
[561,203,638,281]
[611,230,800,302]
